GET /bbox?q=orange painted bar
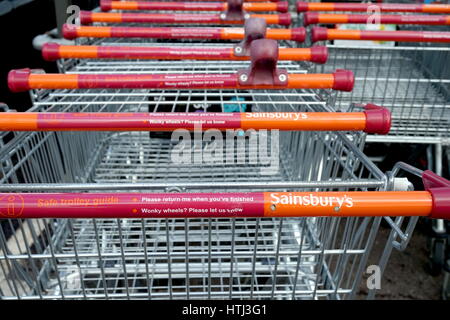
[423,4,450,13]
[238,2,279,12]
[105,1,287,12]
[220,27,244,39]
[308,13,349,25]
[297,2,450,13]
[68,25,112,38]
[307,3,335,11]
[8,69,353,92]
[266,28,292,40]
[279,48,310,61]
[81,12,288,25]
[0,112,369,132]
[0,191,437,219]
[41,44,327,63]
[28,74,79,90]
[304,12,450,26]
[0,113,38,131]
[251,14,279,25]
[110,1,140,10]
[287,74,335,89]
[91,12,123,23]
[62,25,305,41]
[326,29,361,40]
[263,191,433,217]
[58,45,99,59]
[220,28,302,40]
[240,112,366,131]
[311,27,450,43]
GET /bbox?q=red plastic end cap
[291,28,306,42]
[332,69,354,92]
[296,2,308,13]
[8,69,31,93]
[277,1,288,13]
[278,13,292,26]
[422,170,450,220]
[303,12,319,26]
[363,104,391,135]
[63,24,78,40]
[310,46,328,64]
[79,11,92,24]
[42,43,60,61]
[311,27,328,43]
[100,0,112,12]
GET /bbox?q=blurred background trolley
[297,0,450,295]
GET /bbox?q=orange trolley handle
[0,170,448,219]
[8,68,353,92]
[11,39,354,92]
[101,0,289,13]
[297,1,450,14]
[0,104,391,134]
[303,12,450,26]
[42,43,329,64]
[79,11,293,26]
[62,24,306,42]
[311,27,450,43]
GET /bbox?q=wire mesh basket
[295,2,450,141]
[312,43,450,140]
[1,82,425,300]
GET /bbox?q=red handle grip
[304,12,450,26]
[42,43,327,64]
[8,68,353,92]
[0,105,389,133]
[62,24,306,42]
[80,11,292,26]
[101,0,288,12]
[311,27,450,43]
[297,1,450,13]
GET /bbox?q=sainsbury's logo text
[270,193,353,208]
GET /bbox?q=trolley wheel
[443,260,450,300]
[426,238,446,276]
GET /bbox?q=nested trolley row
[0,3,449,300]
[1,93,444,299]
[292,2,450,141]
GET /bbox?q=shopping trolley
[298,2,450,168]
[297,0,450,291]
[1,93,448,300]
[297,1,450,140]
